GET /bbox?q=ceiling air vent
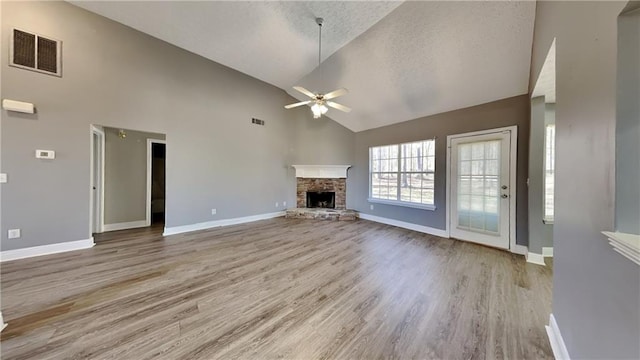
[10,28,62,77]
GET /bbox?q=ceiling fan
[285,18,352,119]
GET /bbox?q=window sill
[543,219,554,225]
[368,198,436,211]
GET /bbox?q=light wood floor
[1,218,553,359]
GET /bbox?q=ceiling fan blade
[284,100,312,109]
[293,86,317,99]
[326,101,352,113]
[323,88,348,100]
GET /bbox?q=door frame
[89,125,105,234]
[146,139,166,226]
[446,125,518,252]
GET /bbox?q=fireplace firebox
[306,191,335,209]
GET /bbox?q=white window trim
[543,123,555,223]
[368,140,436,210]
[368,197,436,211]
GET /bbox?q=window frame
[543,124,555,223]
[368,139,436,211]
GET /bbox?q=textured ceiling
[70,1,535,132]
[532,39,556,103]
[70,1,402,90]
[291,1,536,131]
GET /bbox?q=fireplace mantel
[291,165,351,179]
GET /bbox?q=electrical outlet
[0,173,7,183]
[370,204,374,210]
[211,209,217,215]
[275,202,279,207]
[8,229,20,239]
[283,201,287,207]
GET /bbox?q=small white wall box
[35,150,55,159]
[2,99,35,114]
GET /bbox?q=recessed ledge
[292,165,351,179]
[602,231,640,266]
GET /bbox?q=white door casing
[447,126,517,250]
[90,125,105,234]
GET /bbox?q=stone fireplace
[297,178,345,209]
[286,165,357,221]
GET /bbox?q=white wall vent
[10,28,62,77]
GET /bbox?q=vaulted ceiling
[71,1,536,132]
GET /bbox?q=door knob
[501,194,508,198]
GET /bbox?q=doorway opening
[147,139,166,226]
[528,38,556,265]
[91,126,166,234]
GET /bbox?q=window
[544,124,555,222]
[369,139,436,209]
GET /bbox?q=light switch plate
[0,173,6,183]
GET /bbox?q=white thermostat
[35,149,55,159]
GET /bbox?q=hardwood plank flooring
[0,218,553,359]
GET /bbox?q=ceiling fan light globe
[311,103,323,118]
[320,104,329,114]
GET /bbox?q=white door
[450,130,512,249]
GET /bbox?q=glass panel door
[450,131,511,249]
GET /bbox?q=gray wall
[530,1,640,358]
[616,8,640,235]
[528,97,554,254]
[349,95,530,246]
[0,1,354,251]
[103,127,165,225]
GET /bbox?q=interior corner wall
[0,1,353,251]
[290,113,356,192]
[349,95,530,246]
[530,1,639,359]
[103,128,165,225]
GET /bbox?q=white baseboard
[103,220,148,232]
[512,244,528,256]
[358,213,449,238]
[542,247,554,257]
[526,252,546,266]
[0,311,6,332]
[546,314,571,360]
[0,238,95,262]
[163,211,285,236]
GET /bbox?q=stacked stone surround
[296,178,346,209]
